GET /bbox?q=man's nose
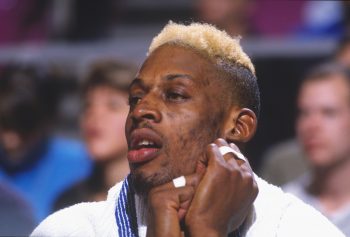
[131,98,161,123]
[299,114,322,134]
[85,104,105,121]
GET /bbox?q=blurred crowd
[0,0,350,45]
[1,0,350,236]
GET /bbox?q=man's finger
[229,142,241,153]
[206,143,227,168]
[214,138,238,163]
[212,138,247,165]
[150,173,202,193]
[173,186,195,220]
[229,143,252,168]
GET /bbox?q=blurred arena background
[0,0,347,170]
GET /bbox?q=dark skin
[126,44,258,236]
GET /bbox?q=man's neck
[309,156,350,214]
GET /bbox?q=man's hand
[184,138,258,237]
[146,138,258,237]
[146,173,203,237]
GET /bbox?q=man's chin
[130,169,173,196]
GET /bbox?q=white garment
[284,173,350,236]
[31,175,345,237]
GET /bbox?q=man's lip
[85,128,101,138]
[129,128,163,149]
[304,140,324,151]
[128,128,163,164]
[128,148,160,164]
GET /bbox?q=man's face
[296,76,350,169]
[126,45,228,194]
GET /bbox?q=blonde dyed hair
[148,21,255,75]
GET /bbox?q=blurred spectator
[0,65,92,222]
[195,0,333,39]
[0,181,35,236]
[0,0,120,44]
[335,35,350,68]
[296,1,344,39]
[259,139,307,187]
[250,0,344,39]
[251,0,304,37]
[54,0,117,41]
[194,0,257,37]
[54,60,135,210]
[283,63,350,236]
[260,34,350,187]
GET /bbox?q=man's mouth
[128,128,163,164]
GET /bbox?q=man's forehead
[302,75,349,93]
[143,44,208,65]
[300,78,350,108]
[129,73,196,89]
[139,45,219,84]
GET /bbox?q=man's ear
[223,107,257,143]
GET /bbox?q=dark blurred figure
[0,65,92,222]
[283,63,350,236]
[0,0,51,45]
[195,0,256,37]
[61,0,118,41]
[54,60,135,210]
[0,181,35,236]
[259,139,307,187]
[0,0,120,44]
[335,35,350,69]
[342,0,350,37]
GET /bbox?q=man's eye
[82,101,91,111]
[128,96,141,106]
[166,92,186,101]
[323,108,338,117]
[107,100,125,110]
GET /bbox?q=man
[284,63,350,236]
[259,34,350,188]
[31,22,344,237]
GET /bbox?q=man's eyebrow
[129,78,143,89]
[165,74,193,81]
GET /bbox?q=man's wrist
[185,223,226,237]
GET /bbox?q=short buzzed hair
[148,22,260,117]
[149,22,255,74]
[81,59,136,96]
[301,62,350,104]
[303,62,350,85]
